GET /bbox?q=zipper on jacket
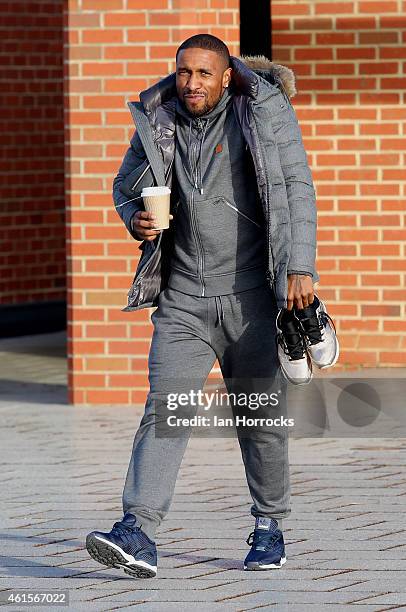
[189,185,206,297]
[130,162,151,192]
[131,151,173,194]
[221,198,262,228]
[187,140,206,297]
[246,102,275,291]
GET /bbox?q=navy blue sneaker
[244,517,286,570]
[86,512,157,578]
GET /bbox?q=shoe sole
[279,360,313,386]
[312,338,340,370]
[244,556,287,570]
[86,533,157,579]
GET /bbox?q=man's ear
[223,67,232,88]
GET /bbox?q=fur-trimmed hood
[239,55,296,99]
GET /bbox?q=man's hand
[287,274,314,311]
[131,211,173,241]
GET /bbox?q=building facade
[1,0,405,404]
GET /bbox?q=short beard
[183,90,223,117]
[188,104,211,117]
[186,101,210,117]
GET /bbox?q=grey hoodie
[168,85,268,297]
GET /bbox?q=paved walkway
[0,332,405,611]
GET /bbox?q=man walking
[86,34,321,578]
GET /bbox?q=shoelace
[297,313,323,345]
[277,332,305,360]
[277,318,306,360]
[215,295,224,327]
[246,530,281,550]
[299,310,337,346]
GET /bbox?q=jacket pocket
[193,196,265,278]
[220,198,262,228]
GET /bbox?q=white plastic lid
[141,186,171,196]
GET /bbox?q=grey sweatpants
[122,283,291,540]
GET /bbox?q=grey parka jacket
[113,55,319,311]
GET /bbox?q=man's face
[176,48,232,117]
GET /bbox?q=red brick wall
[272,0,406,368]
[65,0,239,404]
[0,0,66,305]
[66,0,405,405]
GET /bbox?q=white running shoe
[295,296,340,369]
[276,309,313,385]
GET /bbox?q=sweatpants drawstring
[215,295,225,327]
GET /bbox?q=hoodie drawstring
[215,295,225,327]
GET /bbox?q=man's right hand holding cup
[131,210,174,242]
[131,186,173,241]
[131,210,161,241]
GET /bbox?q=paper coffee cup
[141,186,171,230]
